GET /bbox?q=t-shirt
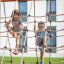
[12,19,22,32]
[36,30,48,47]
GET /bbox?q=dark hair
[11,9,20,17]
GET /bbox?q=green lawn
[0,57,64,64]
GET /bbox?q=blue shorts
[39,47,43,52]
[11,27,22,35]
[36,37,43,47]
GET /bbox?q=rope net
[0,0,64,64]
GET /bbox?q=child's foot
[40,61,44,64]
[12,49,18,55]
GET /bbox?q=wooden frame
[1,0,32,2]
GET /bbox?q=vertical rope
[28,0,33,16]
[0,0,19,64]
[14,1,17,10]
[0,0,1,54]
[33,0,38,64]
[47,0,52,64]
[1,2,7,64]
[21,31,27,64]
[2,2,13,64]
[18,1,28,64]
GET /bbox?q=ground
[0,57,64,64]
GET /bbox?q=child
[5,9,24,55]
[34,21,48,64]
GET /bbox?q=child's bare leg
[40,48,44,64]
[40,52,44,61]
[13,32,20,55]
[16,33,20,49]
[5,24,14,37]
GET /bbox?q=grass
[0,56,64,64]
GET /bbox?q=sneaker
[40,61,44,64]
[12,49,18,55]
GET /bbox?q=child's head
[38,21,45,30]
[12,9,20,19]
[13,9,20,16]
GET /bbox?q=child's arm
[42,37,46,48]
[5,22,8,27]
[46,31,53,41]
[23,26,27,31]
[19,21,24,30]
[5,20,10,27]
[42,31,48,48]
[20,25,24,30]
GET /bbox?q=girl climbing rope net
[5,9,26,55]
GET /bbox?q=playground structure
[0,0,64,64]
